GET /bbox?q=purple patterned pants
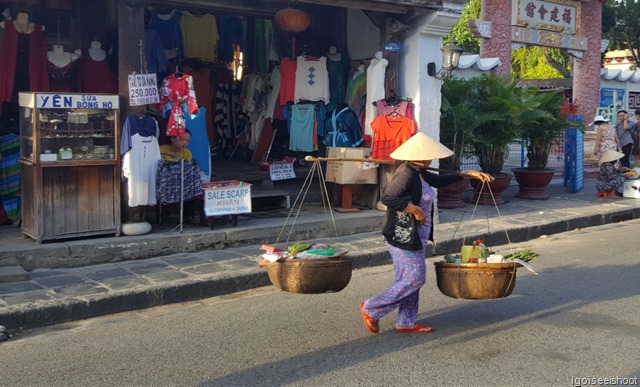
[363,177,433,327]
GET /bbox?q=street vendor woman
[359,132,493,334]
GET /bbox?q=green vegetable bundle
[504,249,539,262]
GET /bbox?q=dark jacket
[381,162,462,251]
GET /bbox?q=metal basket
[267,257,353,294]
[434,261,520,300]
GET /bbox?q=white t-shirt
[365,57,388,136]
[123,134,161,207]
[294,56,330,104]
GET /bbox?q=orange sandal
[396,324,436,333]
[359,303,379,334]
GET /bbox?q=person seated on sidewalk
[160,129,192,161]
[596,150,627,198]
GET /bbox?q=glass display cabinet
[19,92,121,242]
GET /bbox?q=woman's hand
[405,203,426,225]
[461,170,494,183]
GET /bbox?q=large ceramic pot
[469,174,512,206]
[437,178,470,209]
[512,168,556,200]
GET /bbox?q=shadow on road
[200,262,639,385]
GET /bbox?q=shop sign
[204,183,252,216]
[35,94,119,109]
[513,0,579,34]
[269,162,296,181]
[384,42,401,52]
[128,73,160,106]
[599,87,624,110]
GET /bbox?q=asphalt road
[2,220,640,386]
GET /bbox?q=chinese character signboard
[514,0,579,34]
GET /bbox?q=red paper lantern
[274,7,310,33]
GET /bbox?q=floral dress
[159,73,199,138]
[595,125,619,165]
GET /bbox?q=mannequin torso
[47,44,80,68]
[353,64,365,79]
[88,41,107,61]
[0,13,44,34]
[327,46,342,62]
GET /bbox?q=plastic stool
[596,191,610,198]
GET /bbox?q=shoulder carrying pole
[304,156,463,175]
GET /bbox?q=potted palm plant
[512,89,584,199]
[465,75,524,205]
[439,77,499,208]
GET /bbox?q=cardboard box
[325,147,378,184]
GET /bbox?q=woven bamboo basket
[434,261,520,300]
[267,257,353,294]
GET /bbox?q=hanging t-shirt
[151,10,184,59]
[181,11,218,61]
[217,15,243,62]
[295,56,330,104]
[279,57,297,105]
[327,55,349,111]
[183,66,213,141]
[185,107,211,182]
[121,114,160,155]
[144,28,169,74]
[324,106,363,148]
[123,133,161,207]
[370,115,416,160]
[265,67,281,119]
[290,104,315,152]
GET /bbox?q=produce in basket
[504,249,539,262]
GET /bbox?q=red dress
[159,73,199,137]
[0,21,50,103]
[78,50,118,93]
[47,60,78,92]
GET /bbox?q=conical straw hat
[390,132,453,161]
[599,149,624,163]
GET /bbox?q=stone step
[251,190,291,209]
[0,266,30,284]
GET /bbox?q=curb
[3,206,640,332]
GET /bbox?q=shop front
[0,0,465,240]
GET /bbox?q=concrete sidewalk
[2,177,640,333]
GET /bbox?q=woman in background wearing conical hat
[596,149,627,198]
[359,132,492,334]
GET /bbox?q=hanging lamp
[274,7,310,33]
[274,6,311,57]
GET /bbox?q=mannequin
[88,40,107,61]
[0,12,45,34]
[353,63,365,80]
[47,44,80,68]
[365,51,388,136]
[79,39,117,93]
[327,46,342,62]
